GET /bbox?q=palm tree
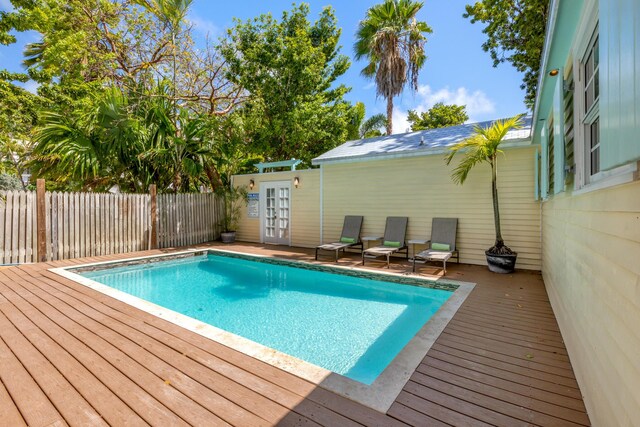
[445,114,524,256]
[359,114,388,138]
[354,0,431,135]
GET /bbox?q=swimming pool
[54,250,473,411]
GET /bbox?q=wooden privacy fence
[157,193,224,249]
[0,181,222,264]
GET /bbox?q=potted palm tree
[218,184,248,243]
[445,114,524,273]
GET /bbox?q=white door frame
[260,180,292,246]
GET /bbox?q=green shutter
[564,70,575,188]
[534,149,540,200]
[553,76,565,194]
[540,126,549,200]
[548,118,555,195]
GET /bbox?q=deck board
[9,270,281,422]
[0,244,590,426]
[0,377,27,427]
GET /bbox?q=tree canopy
[221,4,353,166]
[354,0,431,134]
[407,102,468,131]
[1,0,251,192]
[464,0,548,107]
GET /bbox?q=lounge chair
[362,217,409,268]
[412,218,458,273]
[315,215,364,262]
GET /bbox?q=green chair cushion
[384,240,401,247]
[431,242,451,251]
[340,237,356,244]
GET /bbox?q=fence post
[36,179,47,262]
[149,184,158,249]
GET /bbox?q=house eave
[532,0,561,132]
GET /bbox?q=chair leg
[315,248,318,261]
[443,259,447,274]
[335,249,339,262]
[387,254,391,268]
[362,252,365,265]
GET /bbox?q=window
[582,30,600,177]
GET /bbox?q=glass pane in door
[265,188,276,238]
[278,186,289,239]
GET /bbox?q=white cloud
[392,84,496,134]
[363,81,375,90]
[392,108,412,134]
[188,15,220,38]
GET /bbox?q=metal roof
[312,116,532,165]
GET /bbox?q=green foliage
[345,103,389,139]
[360,114,388,138]
[445,114,524,184]
[346,102,366,141]
[0,79,38,144]
[407,102,469,131]
[1,0,239,115]
[354,0,432,134]
[204,112,263,188]
[2,0,246,192]
[217,185,248,232]
[30,83,216,193]
[0,173,23,191]
[221,4,352,166]
[464,0,548,108]
[445,114,524,252]
[0,73,39,184]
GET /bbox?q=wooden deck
[0,243,590,426]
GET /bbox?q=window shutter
[534,149,540,200]
[599,0,640,169]
[564,71,575,188]
[553,76,565,194]
[540,126,549,199]
[548,118,555,195]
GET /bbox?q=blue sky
[0,0,528,133]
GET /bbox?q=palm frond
[445,114,524,184]
[360,113,388,138]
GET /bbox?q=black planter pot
[485,251,517,274]
[220,231,236,243]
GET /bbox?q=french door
[262,182,290,245]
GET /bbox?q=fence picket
[0,195,5,263]
[18,192,26,263]
[0,189,220,262]
[5,193,12,262]
[10,192,18,263]
[73,192,79,259]
[45,192,51,261]
[30,192,37,262]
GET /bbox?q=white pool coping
[50,249,475,413]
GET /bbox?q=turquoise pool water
[81,253,452,384]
